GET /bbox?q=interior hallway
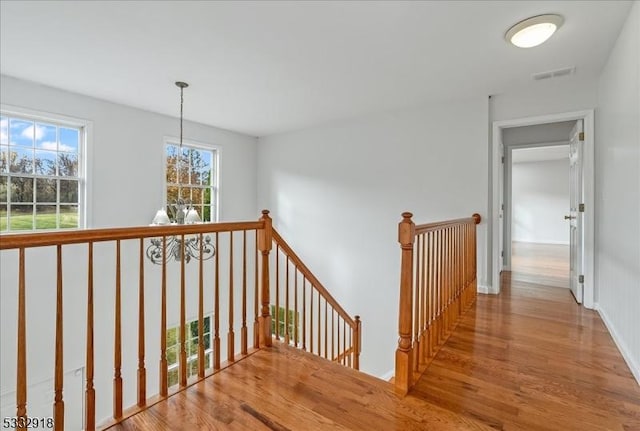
[511,241,570,288]
[411,271,640,431]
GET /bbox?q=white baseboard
[596,303,640,386]
[380,369,394,382]
[478,284,499,294]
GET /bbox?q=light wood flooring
[412,272,640,430]
[511,241,570,288]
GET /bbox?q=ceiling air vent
[532,66,575,81]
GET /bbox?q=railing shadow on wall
[394,212,481,395]
[0,210,360,431]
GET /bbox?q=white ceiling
[0,1,632,137]
[512,145,570,164]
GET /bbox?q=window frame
[162,136,219,223]
[0,104,91,232]
[165,314,213,387]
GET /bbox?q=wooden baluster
[114,241,123,419]
[302,278,307,350]
[241,230,248,355]
[343,318,347,367]
[413,234,421,372]
[444,228,449,335]
[54,245,64,431]
[258,210,273,347]
[275,244,280,340]
[294,268,298,347]
[137,239,146,407]
[285,256,290,344]
[332,308,336,361]
[445,227,450,335]
[421,232,428,363]
[310,286,314,354]
[179,235,187,387]
[431,230,436,348]
[254,231,260,349]
[324,299,328,359]
[198,234,205,378]
[395,212,415,395]
[448,227,453,332]
[317,289,321,356]
[16,248,27,431]
[85,243,96,431]
[159,237,168,396]
[228,232,235,363]
[354,315,361,370]
[214,232,221,369]
[439,228,444,344]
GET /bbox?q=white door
[498,140,505,287]
[568,120,584,303]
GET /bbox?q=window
[270,305,299,344]
[165,141,217,222]
[0,112,84,232]
[166,315,212,387]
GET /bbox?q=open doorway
[509,143,570,289]
[491,110,595,309]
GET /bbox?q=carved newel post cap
[401,212,413,220]
[472,213,481,225]
[261,209,270,216]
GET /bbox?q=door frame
[504,140,571,271]
[491,109,595,309]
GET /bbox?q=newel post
[395,212,415,395]
[258,210,273,347]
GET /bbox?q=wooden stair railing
[271,229,361,369]
[395,212,481,395]
[0,210,359,431]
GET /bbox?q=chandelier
[146,81,215,265]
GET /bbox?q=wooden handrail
[272,229,355,327]
[395,212,481,395]
[271,228,360,370]
[0,221,264,249]
[414,213,481,234]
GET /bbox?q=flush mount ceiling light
[505,14,564,48]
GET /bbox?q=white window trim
[161,136,220,222]
[1,104,93,229]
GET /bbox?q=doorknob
[564,215,575,220]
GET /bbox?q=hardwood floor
[511,241,570,288]
[112,270,639,431]
[111,343,492,431]
[412,272,640,431]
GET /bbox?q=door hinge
[579,275,584,283]
[501,250,504,257]
[501,203,504,211]
[579,132,585,141]
[501,156,504,164]
[579,203,585,212]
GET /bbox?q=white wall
[257,97,488,377]
[512,159,570,245]
[0,75,258,425]
[594,3,640,383]
[0,75,258,226]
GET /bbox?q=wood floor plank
[412,270,640,431]
[112,341,493,431]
